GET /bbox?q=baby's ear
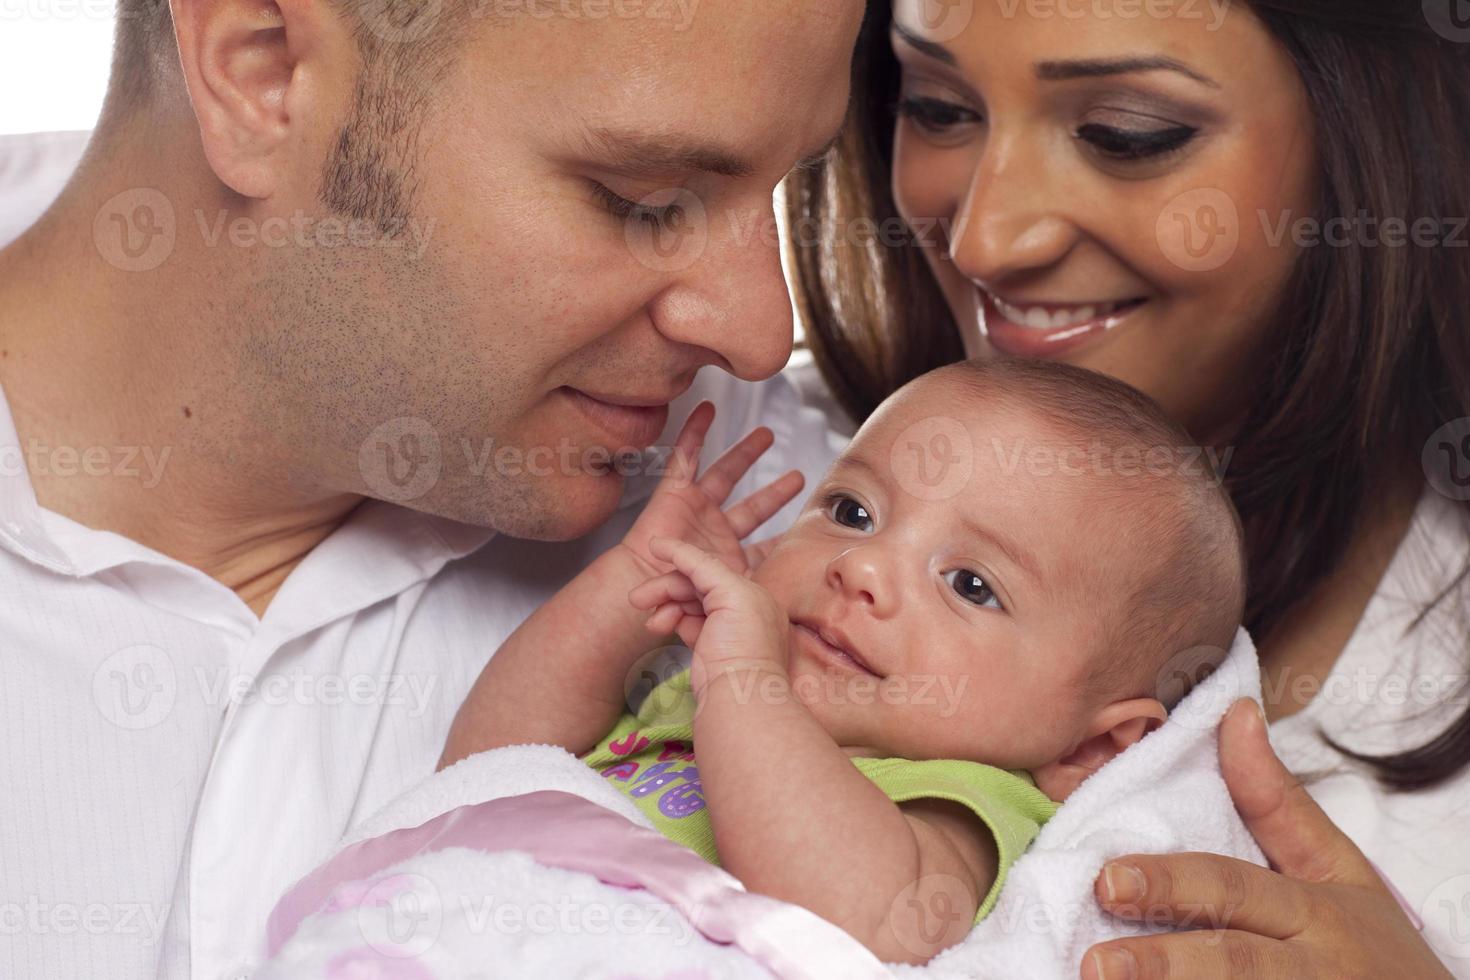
[1030,698,1167,802]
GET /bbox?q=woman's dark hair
[786,1,1470,790]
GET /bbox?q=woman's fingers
[696,426,775,505]
[725,470,805,539]
[1093,852,1314,939]
[1082,929,1309,980]
[1217,699,1377,888]
[664,401,716,489]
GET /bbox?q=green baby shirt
[581,668,1060,923]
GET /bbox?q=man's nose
[946,130,1080,288]
[825,545,899,618]
[645,197,794,383]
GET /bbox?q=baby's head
[752,358,1245,801]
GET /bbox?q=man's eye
[826,494,874,531]
[590,182,682,228]
[945,569,1000,609]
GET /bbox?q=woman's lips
[561,387,672,450]
[979,291,1147,359]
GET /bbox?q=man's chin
[396,467,630,543]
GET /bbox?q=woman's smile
[979,289,1150,359]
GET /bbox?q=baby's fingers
[647,537,743,601]
[628,570,700,611]
[725,470,805,539]
[663,401,716,489]
[643,601,694,636]
[696,426,775,506]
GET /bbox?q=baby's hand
[629,537,790,692]
[619,402,804,582]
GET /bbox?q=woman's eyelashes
[1075,122,1198,161]
[945,568,1002,610]
[895,94,984,136]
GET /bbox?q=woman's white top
[1271,489,1470,974]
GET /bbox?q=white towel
[261,628,1264,978]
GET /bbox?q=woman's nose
[825,546,898,618]
[946,133,1080,287]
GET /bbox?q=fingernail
[1090,948,1137,980]
[1102,862,1147,904]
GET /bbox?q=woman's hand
[628,536,790,687]
[1083,699,1452,980]
[619,401,805,582]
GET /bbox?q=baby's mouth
[790,619,883,679]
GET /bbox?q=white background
[0,2,118,134]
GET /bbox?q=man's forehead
[462,0,862,155]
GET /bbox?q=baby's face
[752,378,1141,773]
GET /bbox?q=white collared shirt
[0,362,851,980]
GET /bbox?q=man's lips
[560,387,674,449]
[791,618,883,678]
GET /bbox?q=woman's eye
[946,569,1001,609]
[895,95,983,135]
[1076,122,1198,162]
[827,495,874,531]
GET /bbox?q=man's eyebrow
[581,126,756,179]
[1035,57,1220,88]
[891,21,957,66]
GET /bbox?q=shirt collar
[0,381,497,636]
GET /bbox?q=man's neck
[0,139,360,619]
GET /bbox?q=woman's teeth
[992,297,1128,330]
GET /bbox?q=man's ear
[171,0,351,198]
[1031,698,1167,802]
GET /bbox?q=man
[0,0,861,975]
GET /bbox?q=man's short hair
[108,0,470,227]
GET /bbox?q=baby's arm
[632,539,997,964]
[440,404,804,768]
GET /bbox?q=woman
[786,0,1470,976]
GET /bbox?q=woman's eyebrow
[891,22,957,66]
[1035,56,1220,88]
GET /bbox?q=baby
[440,358,1246,965]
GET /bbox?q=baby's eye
[946,569,1001,610]
[827,494,874,532]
